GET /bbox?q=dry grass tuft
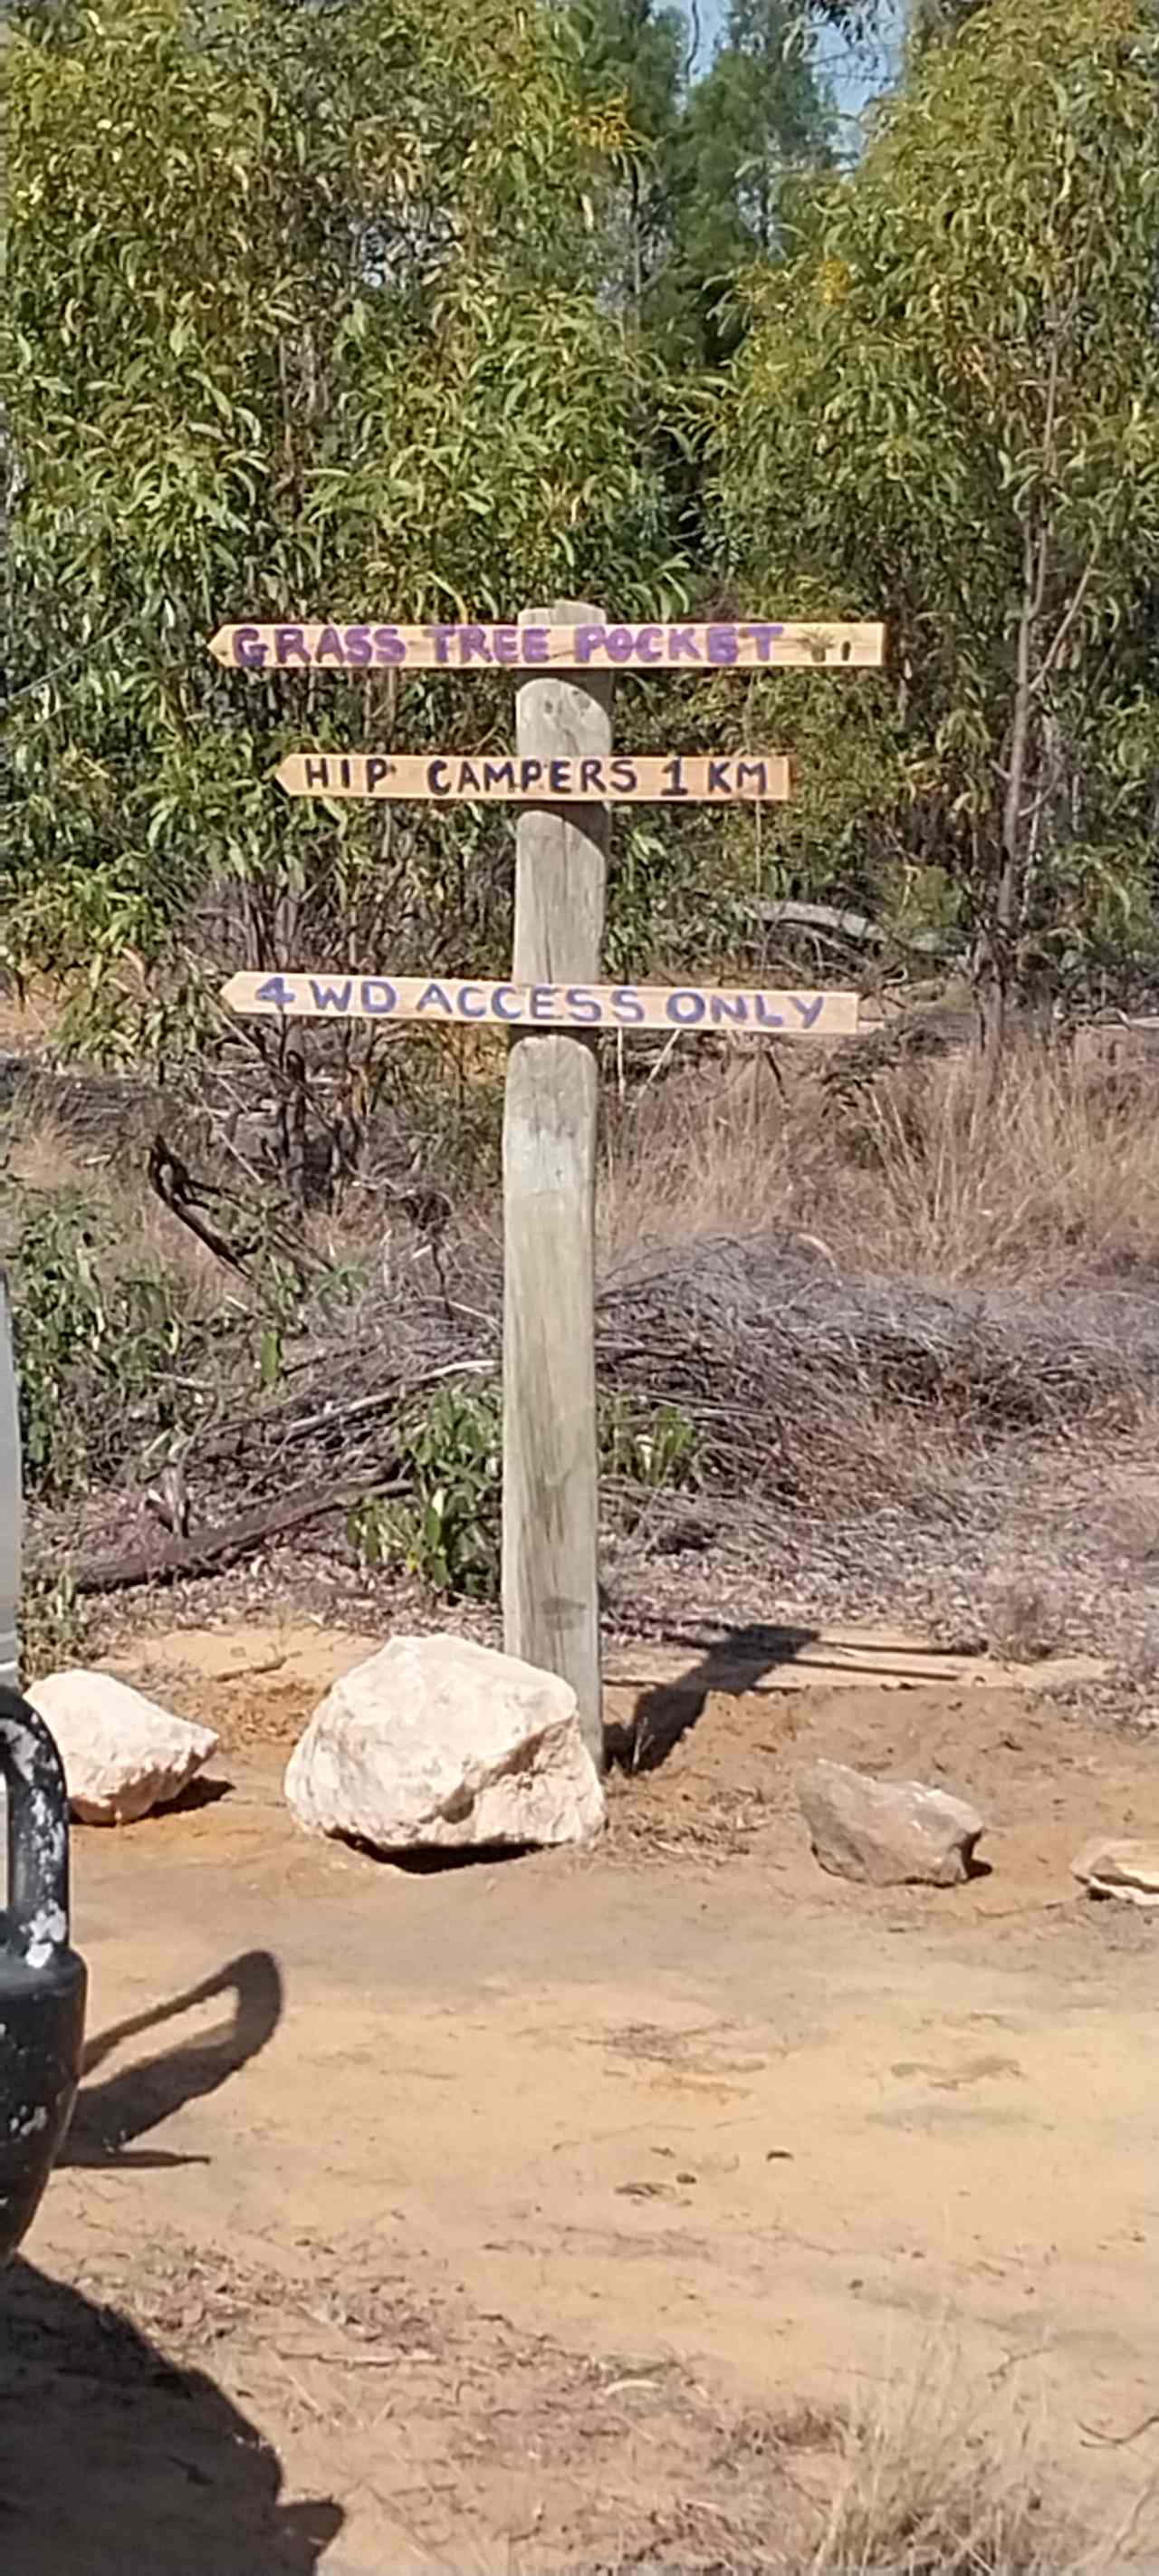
[801,2350,1159,2575]
[982,1577,1071,1665]
[583,2347,1159,2571]
[603,1042,1159,1291]
[808,2376,1060,2572]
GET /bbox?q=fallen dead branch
[195,1355,494,1472]
[53,1477,407,1597]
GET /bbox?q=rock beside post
[284,1634,605,1854]
[28,1668,218,1825]
[797,1757,984,1887]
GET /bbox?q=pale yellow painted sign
[274,751,791,803]
[210,620,885,673]
[221,973,859,1035]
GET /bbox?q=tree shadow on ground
[0,2255,343,2573]
[64,1947,283,2169]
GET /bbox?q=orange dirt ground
[5,1617,1158,2572]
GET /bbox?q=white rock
[284,1634,605,1853]
[797,1758,985,1887]
[28,1669,218,1825]
[1071,1837,1159,1908]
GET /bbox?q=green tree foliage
[712,0,1159,1035]
[569,0,838,359]
[565,0,685,315]
[665,0,835,359]
[5,0,1159,1119]
[0,0,684,1076]
[907,0,987,45]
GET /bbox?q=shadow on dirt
[607,1620,819,1772]
[0,1949,340,2568]
[65,1948,283,2169]
[0,2255,342,2573]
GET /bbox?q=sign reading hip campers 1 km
[275,751,790,803]
[220,973,858,1035]
[209,619,885,672]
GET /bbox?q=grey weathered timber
[502,602,612,1770]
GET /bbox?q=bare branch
[1032,551,1099,696]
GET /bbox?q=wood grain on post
[503,604,611,1770]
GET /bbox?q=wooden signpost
[274,751,791,803]
[211,596,883,1772]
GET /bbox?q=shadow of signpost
[0,2257,343,2573]
[608,1620,819,1772]
[64,1948,283,2169]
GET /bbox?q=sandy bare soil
[3,1618,1157,2571]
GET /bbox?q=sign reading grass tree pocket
[210,619,884,673]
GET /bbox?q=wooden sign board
[275,751,790,803]
[221,972,858,1035]
[210,620,885,674]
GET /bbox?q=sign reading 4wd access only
[220,973,858,1034]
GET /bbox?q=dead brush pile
[14,1033,1159,1585]
[595,1235,1159,1512]
[29,1226,1159,1572]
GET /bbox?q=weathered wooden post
[502,602,612,1769]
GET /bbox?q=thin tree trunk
[981,518,1044,1098]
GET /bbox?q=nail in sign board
[220,973,859,1035]
[210,620,886,672]
[275,751,790,803]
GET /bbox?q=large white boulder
[284,1634,605,1853]
[28,1668,218,1826]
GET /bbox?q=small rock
[28,1668,218,1825]
[1070,1837,1159,1908]
[284,1633,605,1853]
[796,1757,984,1887]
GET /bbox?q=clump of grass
[603,1041,1159,1291]
[804,2350,1156,2573]
[983,1577,1070,1665]
[20,1571,89,1678]
[809,2379,1062,2572]
[589,2352,1157,2571]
